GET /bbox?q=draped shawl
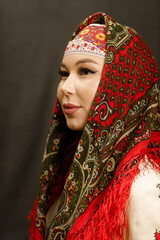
[29,12,160,240]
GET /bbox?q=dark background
[0,0,159,239]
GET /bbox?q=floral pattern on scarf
[30,12,159,240]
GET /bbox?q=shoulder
[126,156,160,240]
[131,158,160,197]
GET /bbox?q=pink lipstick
[63,103,81,115]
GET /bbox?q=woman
[28,12,160,240]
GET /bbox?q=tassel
[67,143,160,240]
[67,159,140,240]
[27,196,43,240]
[155,231,160,240]
[147,140,160,173]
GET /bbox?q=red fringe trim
[67,160,140,240]
[28,133,160,240]
[67,136,160,240]
[155,231,160,240]
[27,197,43,240]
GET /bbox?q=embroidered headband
[64,24,107,58]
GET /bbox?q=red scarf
[28,12,160,240]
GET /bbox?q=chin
[66,121,84,131]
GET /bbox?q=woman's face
[57,54,104,131]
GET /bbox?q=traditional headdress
[64,24,107,58]
[29,12,160,240]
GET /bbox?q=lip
[63,103,81,115]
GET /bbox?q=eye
[79,67,96,75]
[58,70,69,79]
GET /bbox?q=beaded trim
[64,39,106,58]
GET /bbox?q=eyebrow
[75,58,100,65]
[61,58,100,68]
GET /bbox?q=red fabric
[48,134,80,209]
[28,12,160,239]
[27,197,43,240]
[67,133,160,239]
[28,129,81,239]
[65,24,107,57]
[155,232,160,240]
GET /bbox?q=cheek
[83,80,100,109]
[57,84,62,101]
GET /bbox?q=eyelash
[58,68,96,79]
[79,68,96,75]
[58,70,69,78]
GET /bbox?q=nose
[60,74,76,95]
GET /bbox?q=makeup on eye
[79,67,97,75]
[58,70,69,79]
[58,67,97,79]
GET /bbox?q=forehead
[61,54,105,68]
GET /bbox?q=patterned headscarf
[29,12,160,240]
